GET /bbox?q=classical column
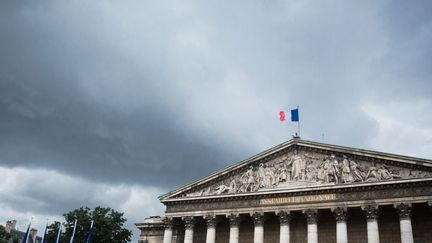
[277,210,291,243]
[395,203,413,243]
[205,215,216,243]
[363,205,380,243]
[332,207,348,243]
[228,214,240,243]
[183,217,195,243]
[252,212,264,243]
[304,209,318,243]
[163,217,173,243]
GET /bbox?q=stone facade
[137,139,432,243]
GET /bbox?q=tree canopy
[0,225,18,243]
[45,206,132,243]
[0,225,11,243]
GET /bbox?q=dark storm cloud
[368,0,432,99]
[0,0,432,189]
[1,1,432,242]
[0,0,243,187]
[0,76,236,187]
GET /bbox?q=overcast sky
[1,0,432,241]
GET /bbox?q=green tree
[45,206,132,243]
[0,225,11,243]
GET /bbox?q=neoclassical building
[136,139,432,243]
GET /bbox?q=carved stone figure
[320,156,336,183]
[290,149,306,180]
[306,164,317,181]
[214,184,229,195]
[376,165,399,180]
[240,166,256,192]
[349,159,364,182]
[366,166,379,181]
[317,156,329,182]
[257,163,266,188]
[228,179,237,193]
[278,167,288,182]
[264,164,276,187]
[331,155,340,184]
[341,155,354,183]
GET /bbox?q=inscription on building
[260,194,337,205]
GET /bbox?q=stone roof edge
[159,139,432,201]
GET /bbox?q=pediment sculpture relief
[184,150,432,197]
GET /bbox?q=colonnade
[163,202,416,243]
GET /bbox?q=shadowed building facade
[136,139,432,243]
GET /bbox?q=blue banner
[291,108,299,122]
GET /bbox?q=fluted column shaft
[205,216,216,243]
[228,214,239,243]
[304,209,318,243]
[163,218,173,243]
[184,217,195,243]
[333,207,348,243]
[363,205,380,243]
[277,211,291,243]
[252,212,264,243]
[395,203,413,243]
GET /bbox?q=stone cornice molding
[332,207,347,223]
[362,205,379,221]
[395,202,412,220]
[303,209,318,224]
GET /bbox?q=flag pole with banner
[291,106,300,137]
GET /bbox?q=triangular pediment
[159,139,432,202]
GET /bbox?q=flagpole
[22,219,32,243]
[55,222,62,243]
[86,220,94,243]
[41,220,48,243]
[70,219,78,243]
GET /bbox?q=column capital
[429,201,432,207]
[332,207,347,223]
[362,205,379,221]
[277,210,291,225]
[228,213,240,227]
[394,202,412,220]
[205,215,217,228]
[163,217,174,229]
[303,209,318,224]
[183,216,195,230]
[251,212,264,226]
